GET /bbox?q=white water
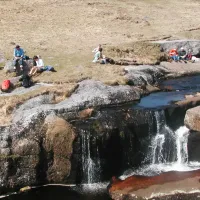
[175,126,189,164]
[81,131,101,184]
[121,111,200,179]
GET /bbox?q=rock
[4,59,33,75]
[12,80,142,129]
[109,169,200,200]
[4,60,15,73]
[154,40,200,55]
[185,94,194,99]
[19,186,31,193]
[44,115,75,183]
[124,65,167,86]
[78,108,94,119]
[184,106,200,131]
[176,96,200,107]
[188,131,200,162]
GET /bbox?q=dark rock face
[154,40,200,56]
[188,131,200,162]
[109,169,200,200]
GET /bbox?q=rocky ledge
[109,169,200,200]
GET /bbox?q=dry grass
[0,0,200,84]
[104,42,167,65]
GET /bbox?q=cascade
[148,110,176,164]
[148,111,190,166]
[81,130,101,184]
[175,126,189,164]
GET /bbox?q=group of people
[169,47,195,63]
[0,45,57,92]
[13,45,55,76]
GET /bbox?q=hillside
[0,0,200,84]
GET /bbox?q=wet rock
[188,131,200,162]
[109,169,200,200]
[184,106,200,131]
[154,40,200,55]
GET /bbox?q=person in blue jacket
[13,45,24,70]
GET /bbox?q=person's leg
[29,67,35,75]
[32,68,38,76]
[19,58,23,70]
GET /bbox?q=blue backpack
[42,66,55,72]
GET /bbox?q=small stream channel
[2,75,200,200]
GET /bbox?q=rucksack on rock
[19,74,31,88]
[1,80,11,91]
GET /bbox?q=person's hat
[16,45,20,48]
[180,47,184,50]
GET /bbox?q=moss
[0,154,20,160]
[92,120,104,133]
[119,131,125,138]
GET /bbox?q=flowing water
[81,131,101,183]
[2,75,200,199]
[121,110,200,179]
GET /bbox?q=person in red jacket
[169,48,179,61]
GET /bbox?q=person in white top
[29,55,44,76]
[92,44,101,53]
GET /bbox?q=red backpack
[1,80,11,91]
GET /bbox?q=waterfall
[146,110,190,167]
[121,111,195,179]
[149,110,176,164]
[175,126,189,164]
[81,130,101,184]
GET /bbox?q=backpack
[1,80,11,91]
[20,74,31,88]
[42,66,56,72]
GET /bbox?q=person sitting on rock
[178,47,187,61]
[92,47,103,63]
[169,48,179,62]
[29,55,44,76]
[13,45,25,70]
[185,49,193,61]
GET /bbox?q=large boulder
[44,115,75,183]
[184,106,200,131]
[154,40,200,55]
[124,65,167,86]
[4,59,33,75]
